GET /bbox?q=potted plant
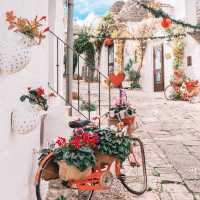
[80,100,96,112]
[11,87,49,134]
[40,131,99,181]
[0,11,49,75]
[93,128,131,168]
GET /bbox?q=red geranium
[56,137,67,147]
[36,87,45,96]
[70,135,81,149]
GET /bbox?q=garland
[136,1,200,30]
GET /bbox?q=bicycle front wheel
[119,138,147,195]
[164,85,175,100]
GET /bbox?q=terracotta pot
[58,161,91,181]
[173,77,184,86]
[72,91,80,100]
[174,68,184,78]
[95,152,116,169]
[42,161,59,181]
[188,86,200,97]
[104,38,113,47]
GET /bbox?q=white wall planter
[11,104,41,135]
[0,33,37,75]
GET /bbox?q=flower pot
[11,105,41,135]
[42,161,59,181]
[58,161,91,181]
[188,86,200,97]
[0,33,36,75]
[95,152,116,169]
[174,68,184,78]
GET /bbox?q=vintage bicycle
[164,80,200,102]
[35,114,147,200]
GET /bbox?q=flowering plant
[6,11,49,44]
[40,130,99,172]
[20,87,48,111]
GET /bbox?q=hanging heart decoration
[161,17,172,29]
[108,72,125,87]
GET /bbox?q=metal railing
[48,30,111,126]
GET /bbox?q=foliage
[125,59,133,73]
[80,100,96,112]
[20,87,48,111]
[40,132,98,172]
[54,145,96,172]
[6,11,49,44]
[94,13,118,50]
[137,1,200,30]
[57,196,67,200]
[129,70,141,89]
[93,128,131,162]
[74,30,95,80]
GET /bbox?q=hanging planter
[11,105,41,135]
[0,37,32,75]
[0,11,49,75]
[11,87,49,135]
[104,37,113,47]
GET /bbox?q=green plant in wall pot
[80,100,96,112]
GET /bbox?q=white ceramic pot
[11,104,41,135]
[0,33,37,75]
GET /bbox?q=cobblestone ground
[49,81,200,200]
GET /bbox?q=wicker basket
[58,161,92,181]
[108,116,135,136]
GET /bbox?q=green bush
[129,70,141,89]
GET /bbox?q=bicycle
[164,81,200,102]
[35,116,147,200]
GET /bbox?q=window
[187,56,192,67]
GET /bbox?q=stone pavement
[48,82,200,200]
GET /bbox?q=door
[153,44,164,91]
[108,44,114,75]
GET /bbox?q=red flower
[48,92,56,97]
[43,27,49,33]
[36,87,45,96]
[56,137,67,147]
[70,135,81,149]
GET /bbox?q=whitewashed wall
[185,36,200,81]
[0,0,63,199]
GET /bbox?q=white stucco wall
[185,36,200,81]
[0,1,63,199]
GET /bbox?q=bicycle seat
[69,119,91,128]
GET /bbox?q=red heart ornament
[109,72,125,87]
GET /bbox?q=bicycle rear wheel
[164,85,175,100]
[119,138,147,195]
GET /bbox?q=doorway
[153,44,164,92]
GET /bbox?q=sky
[74,0,177,25]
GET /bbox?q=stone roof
[117,0,151,22]
[109,1,125,15]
